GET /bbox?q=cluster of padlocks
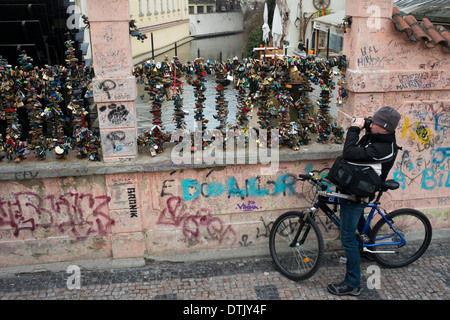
[0,38,97,163]
[1,45,348,162]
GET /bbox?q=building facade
[188,0,243,38]
[281,0,346,57]
[129,0,191,64]
[189,0,217,14]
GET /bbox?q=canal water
[156,33,247,63]
[136,33,247,134]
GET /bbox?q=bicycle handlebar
[298,172,328,191]
[298,173,312,181]
[300,172,396,204]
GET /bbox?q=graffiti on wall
[0,192,114,239]
[394,101,450,193]
[161,174,299,202]
[128,187,138,218]
[157,195,237,246]
[156,170,310,247]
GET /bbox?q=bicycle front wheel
[269,211,324,281]
[370,208,432,268]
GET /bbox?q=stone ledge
[0,141,343,181]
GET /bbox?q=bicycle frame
[315,194,407,251]
[271,175,432,281]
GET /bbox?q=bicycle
[269,171,433,281]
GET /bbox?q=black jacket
[342,126,399,181]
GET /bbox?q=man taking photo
[327,106,401,296]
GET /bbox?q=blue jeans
[339,199,367,288]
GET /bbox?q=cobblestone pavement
[0,240,448,302]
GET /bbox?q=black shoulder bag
[326,157,383,197]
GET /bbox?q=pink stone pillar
[87,0,138,162]
[339,0,394,125]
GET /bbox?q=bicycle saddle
[381,179,400,191]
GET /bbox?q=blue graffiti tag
[431,147,450,165]
[181,174,298,201]
[421,167,450,190]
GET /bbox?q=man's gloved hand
[352,118,365,129]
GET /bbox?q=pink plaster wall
[0,160,341,267]
[0,176,113,267]
[141,161,337,255]
[87,0,138,162]
[1,155,448,268]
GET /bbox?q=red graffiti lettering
[158,196,237,246]
[0,192,114,240]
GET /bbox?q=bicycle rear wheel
[269,211,324,281]
[370,208,432,268]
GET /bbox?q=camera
[351,117,372,132]
[363,118,372,132]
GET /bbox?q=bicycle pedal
[360,234,370,243]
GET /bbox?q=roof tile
[391,6,449,53]
[405,15,432,42]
